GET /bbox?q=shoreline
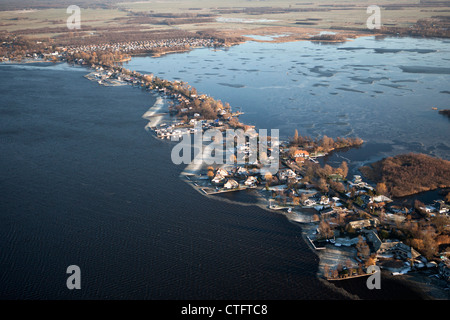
[4,34,448,299]
[136,77,449,300]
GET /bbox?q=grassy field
[0,0,449,40]
[0,8,128,35]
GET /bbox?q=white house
[235,166,249,176]
[216,168,229,177]
[377,241,420,261]
[303,199,316,207]
[244,176,258,186]
[277,168,297,181]
[372,195,393,203]
[212,174,225,184]
[224,179,239,189]
[320,196,330,205]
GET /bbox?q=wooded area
[289,129,364,154]
[360,153,450,197]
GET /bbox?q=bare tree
[318,219,334,239]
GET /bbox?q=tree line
[289,129,363,154]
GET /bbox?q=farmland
[0,0,449,43]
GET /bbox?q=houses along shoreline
[3,37,449,297]
[72,45,450,295]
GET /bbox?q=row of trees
[386,214,450,260]
[174,94,231,121]
[119,66,247,130]
[173,92,249,129]
[0,33,54,60]
[378,18,450,39]
[290,129,363,154]
[300,160,348,194]
[148,45,190,56]
[67,50,130,66]
[309,34,347,42]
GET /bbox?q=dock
[307,236,326,250]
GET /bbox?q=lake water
[126,36,450,171]
[0,36,446,300]
[0,62,343,299]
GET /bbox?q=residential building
[348,218,379,231]
[224,179,239,189]
[376,241,421,261]
[277,168,296,181]
[244,176,258,186]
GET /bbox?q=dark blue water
[0,63,345,299]
[0,62,428,300]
